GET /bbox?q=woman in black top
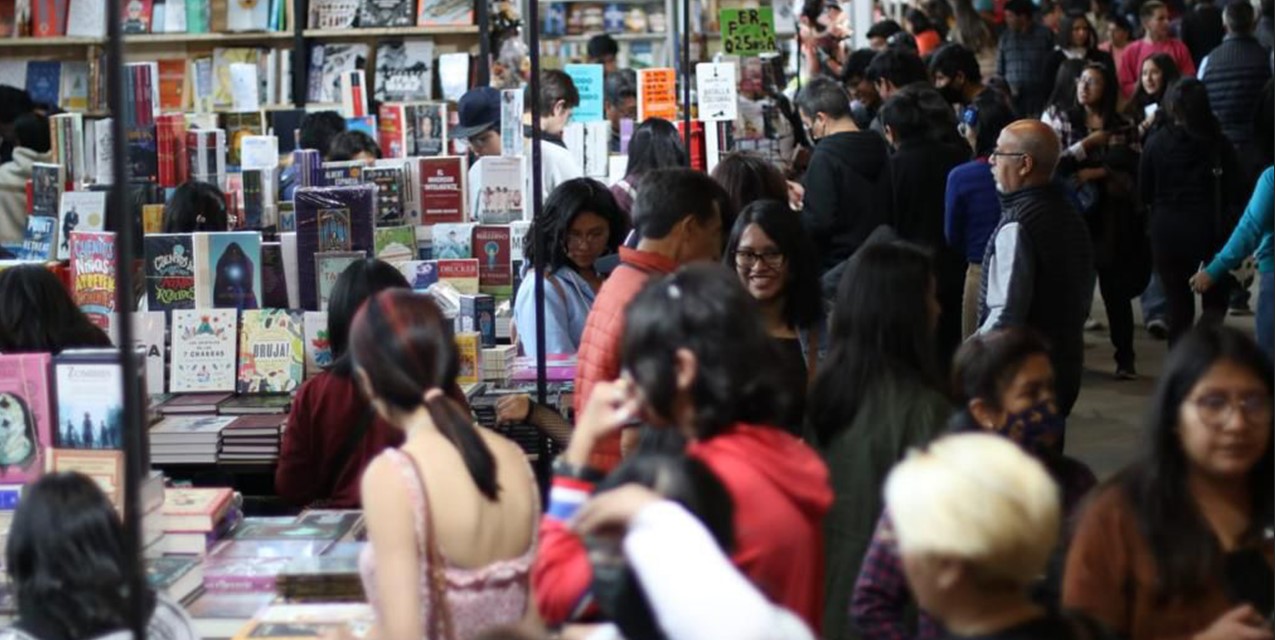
[1123,53,1181,142]
[1042,13,1117,98]
[1140,78,1245,345]
[723,199,824,433]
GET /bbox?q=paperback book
[294,184,377,310]
[371,225,414,263]
[302,311,330,377]
[237,309,304,394]
[471,225,511,297]
[431,222,474,259]
[53,351,125,450]
[56,190,106,261]
[69,230,117,330]
[419,156,464,224]
[361,165,404,225]
[396,260,436,292]
[21,215,56,261]
[144,233,197,312]
[471,156,522,224]
[437,258,479,294]
[372,41,433,102]
[170,309,238,393]
[315,251,365,310]
[193,231,263,310]
[0,353,53,485]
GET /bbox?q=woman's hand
[1189,270,1215,293]
[1192,605,1273,640]
[787,180,805,210]
[572,484,664,536]
[496,394,533,425]
[562,379,640,466]
[1082,130,1110,151]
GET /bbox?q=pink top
[359,448,540,638]
[1117,38,1197,98]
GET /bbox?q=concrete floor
[1066,287,1260,478]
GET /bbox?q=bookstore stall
[0,0,826,636]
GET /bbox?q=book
[59,61,90,111]
[437,258,478,294]
[406,102,447,157]
[31,162,64,217]
[356,0,409,26]
[230,603,374,640]
[471,156,522,224]
[52,350,126,451]
[0,353,53,485]
[25,61,60,109]
[338,70,368,118]
[187,128,227,187]
[20,215,55,261]
[203,556,289,592]
[320,160,365,187]
[156,392,233,414]
[376,104,407,159]
[234,519,348,541]
[276,556,363,601]
[50,113,85,187]
[454,332,479,384]
[32,0,68,36]
[361,165,404,226]
[431,222,474,259]
[419,156,464,225]
[308,43,367,104]
[210,538,334,559]
[499,88,523,158]
[55,191,105,260]
[219,396,292,415]
[307,0,355,28]
[47,449,124,508]
[185,592,274,633]
[371,224,414,263]
[170,309,238,393]
[458,294,495,346]
[261,242,288,309]
[226,0,267,31]
[222,111,265,168]
[637,68,677,122]
[396,260,436,292]
[121,0,153,32]
[472,225,511,297]
[146,557,204,603]
[193,231,263,310]
[161,486,234,531]
[66,0,105,36]
[437,52,468,102]
[296,509,364,539]
[508,220,530,263]
[240,135,279,170]
[237,309,304,394]
[156,112,189,188]
[315,251,364,310]
[144,233,197,312]
[373,41,434,102]
[121,311,166,396]
[301,311,330,377]
[294,184,376,310]
[416,0,468,25]
[69,230,116,330]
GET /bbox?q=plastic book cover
[372,224,414,264]
[20,215,55,261]
[210,539,334,559]
[143,233,196,312]
[373,41,433,103]
[472,156,522,224]
[472,225,510,296]
[419,156,464,225]
[171,308,238,393]
[361,165,403,226]
[69,230,116,330]
[52,353,124,450]
[237,309,304,394]
[315,251,364,310]
[294,184,376,310]
[431,222,474,259]
[234,518,348,541]
[0,353,53,484]
[302,311,329,378]
[56,191,106,261]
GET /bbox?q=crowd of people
[0,0,1272,637]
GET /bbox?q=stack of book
[156,393,234,415]
[231,603,375,640]
[161,486,239,556]
[145,556,205,604]
[276,555,364,602]
[140,470,169,556]
[482,344,517,385]
[149,415,237,464]
[218,414,286,464]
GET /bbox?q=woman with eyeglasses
[723,200,825,433]
[1043,61,1146,379]
[1064,325,1274,640]
[1042,13,1116,104]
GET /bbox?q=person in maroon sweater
[276,259,411,508]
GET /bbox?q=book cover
[307,0,355,28]
[193,231,262,310]
[407,102,446,157]
[25,61,61,109]
[339,70,367,118]
[20,215,55,261]
[156,113,190,188]
[219,397,291,416]
[396,260,436,292]
[212,47,260,108]
[230,603,374,640]
[261,242,288,309]
[361,165,403,226]
[416,0,468,25]
[316,207,351,252]
[69,230,116,330]
[170,308,238,393]
[373,41,433,103]
[301,311,330,378]
[454,332,479,384]
[0,353,53,485]
[144,233,196,312]
[234,519,348,541]
[376,103,406,159]
[52,354,124,450]
[59,61,90,111]
[472,156,522,224]
[310,43,366,105]
[185,592,274,621]
[55,190,105,260]
[320,160,364,187]
[471,225,510,296]
[31,162,64,217]
[431,222,473,259]
[436,52,468,102]
[237,309,304,394]
[66,0,105,36]
[499,88,522,158]
[277,201,295,232]
[203,556,289,592]
[371,224,414,264]
[294,184,376,310]
[222,111,265,169]
[637,68,677,122]
[156,392,234,414]
[32,0,68,36]
[146,557,202,602]
[186,128,227,187]
[315,251,364,310]
[210,538,334,559]
[458,294,495,346]
[241,168,266,229]
[419,156,464,225]
[437,258,478,294]
[508,220,530,263]
[121,0,153,32]
[131,311,166,396]
[47,449,123,508]
[356,0,409,27]
[226,0,268,31]
[158,59,186,111]
[185,0,208,31]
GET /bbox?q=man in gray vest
[1201,1,1272,188]
[978,121,1095,429]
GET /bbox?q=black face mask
[939,83,965,105]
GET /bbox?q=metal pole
[528,0,547,410]
[681,0,691,149]
[292,0,307,107]
[476,0,492,86]
[105,1,147,637]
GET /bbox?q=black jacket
[801,130,893,274]
[1140,125,1244,258]
[1180,3,1225,66]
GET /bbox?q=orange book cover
[637,68,677,122]
[47,448,124,509]
[158,59,186,111]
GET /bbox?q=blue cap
[451,87,501,140]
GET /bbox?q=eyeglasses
[1190,392,1273,427]
[989,150,1029,164]
[733,249,786,270]
[565,229,608,248]
[1076,76,1102,87]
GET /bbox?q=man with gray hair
[978,120,1095,424]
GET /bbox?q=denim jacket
[513,265,597,357]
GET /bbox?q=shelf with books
[0,36,106,48]
[546,32,669,41]
[303,25,479,38]
[124,31,295,44]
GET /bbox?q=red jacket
[532,423,833,632]
[571,247,677,472]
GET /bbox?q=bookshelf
[303,25,479,37]
[534,0,679,67]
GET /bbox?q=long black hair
[948,328,1051,430]
[350,290,499,499]
[1068,62,1121,130]
[621,264,791,439]
[1126,53,1181,118]
[327,258,410,377]
[1163,77,1224,142]
[968,92,1017,157]
[1046,58,1089,115]
[807,240,941,446]
[162,181,227,233]
[523,177,629,273]
[0,265,110,354]
[1057,12,1097,49]
[709,151,789,215]
[1118,326,1273,601]
[7,472,157,640]
[623,118,687,181]
[723,200,823,331]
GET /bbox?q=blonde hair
[884,433,1061,587]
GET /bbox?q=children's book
[170,308,238,393]
[237,309,304,394]
[0,354,53,485]
[143,233,196,312]
[294,184,376,310]
[69,230,116,330]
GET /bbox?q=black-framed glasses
[733,249,786,269]
[989,150,1029,164]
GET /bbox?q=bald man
[977,120,1096,428]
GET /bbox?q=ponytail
[424,392,500,501]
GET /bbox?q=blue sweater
[1206,166,1274,280]
[513,265,597,357]
[945,159,1002,264]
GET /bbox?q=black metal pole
[292,0,307,107]
[681,0,691,149]
[528,0,547,410]
[476,0,491,86]
[106,1,147,637]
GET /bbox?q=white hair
[884,433,1061,587]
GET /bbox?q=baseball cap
[450,87,501,140]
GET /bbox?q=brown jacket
[1063,484,1273,640]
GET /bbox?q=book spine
[203,573,278,593]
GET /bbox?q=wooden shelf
[303,25,479,37]
[125,31,294,43]
[546,32,669,41]
[0,35,104,47]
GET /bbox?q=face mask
[997,400,1065,456]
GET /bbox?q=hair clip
[666,283,682,300]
